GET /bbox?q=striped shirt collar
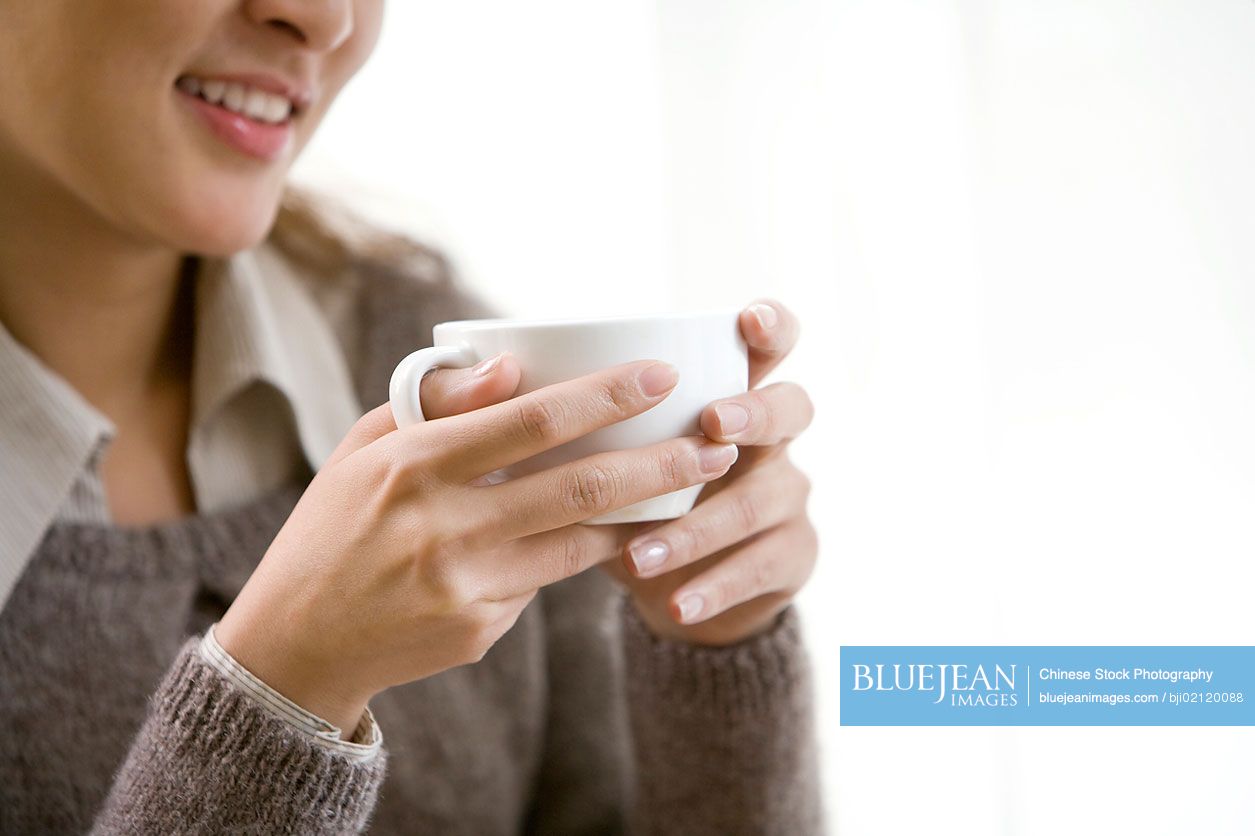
[0,242,362,612]
[192,243,361,472]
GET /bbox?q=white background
[292,2,1255,833]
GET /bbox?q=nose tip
[248,0,355,52]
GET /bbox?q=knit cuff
[93,639,387,835]
[618,594,812,723]
[618,594,825,836]
[198,623,382,761]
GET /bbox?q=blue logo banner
[840,646,1255,725]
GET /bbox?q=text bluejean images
[840,647,1255,725]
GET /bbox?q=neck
[0,149,194,419]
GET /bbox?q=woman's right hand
[213,356,739,734]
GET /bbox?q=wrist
[214,610,372,738]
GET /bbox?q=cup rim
[434,305,745,332]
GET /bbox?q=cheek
[350,1,386,70]
[63,92,288,255]
[2,0,381,257]
[1,1,282,255]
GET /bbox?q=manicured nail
[714,402,750,436]
[638,362,679,397]
[698,442,739,474]
[677,593,705,623]
[748,303,778,330]
[629,539,670,575]
[473,352,505,376]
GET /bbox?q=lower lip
[176,87,293,162]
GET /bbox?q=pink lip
[176,87,293,162]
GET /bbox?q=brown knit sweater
[0,256,826,835]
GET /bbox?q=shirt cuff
[198,623,382,762]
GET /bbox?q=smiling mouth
[175,75,298,126]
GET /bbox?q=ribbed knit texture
[93,639,387,834]
[621,598,824,835]
[0,253,826,834]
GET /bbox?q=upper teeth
[177,75,294,124]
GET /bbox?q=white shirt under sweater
[0,241,389,758]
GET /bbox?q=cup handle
[388,344,480,428]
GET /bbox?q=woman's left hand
[598,299,818,647]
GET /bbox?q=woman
[0,1,823,834]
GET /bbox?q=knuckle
[564,464,621,515]
[796,386,816,429]
[376,439,439,495]
[732,490,762,533]
[751,550,776,593]
[719,555,769,609]
[515,397,565,446]
[794,467,813,502]
[554,534,590,579]
[356,402,394,435]
[600,374,641,415]
[348,456,396,519]
[710,575,742,613]
[680,495,749,564]
[792,524,820,591]
[802,518,820,555]
[421,548,474,612]
[373,447,412,496]
[445,514,493,556]
[658,444,687,488]
[453,610,494,664]
[665,519,700,564]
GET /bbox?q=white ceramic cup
[388,308,749,524]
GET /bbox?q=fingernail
[714,402,750,436]
[473,352,504,376]
[748,303,778,330]
[628,539,670,575]
[698,442,739,474]
[677,593,705,623]
[638,362,679,397]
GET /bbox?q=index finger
[419,359,680,484]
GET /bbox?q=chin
[170,184,284,257]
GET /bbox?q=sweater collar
[0,242,362,612]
